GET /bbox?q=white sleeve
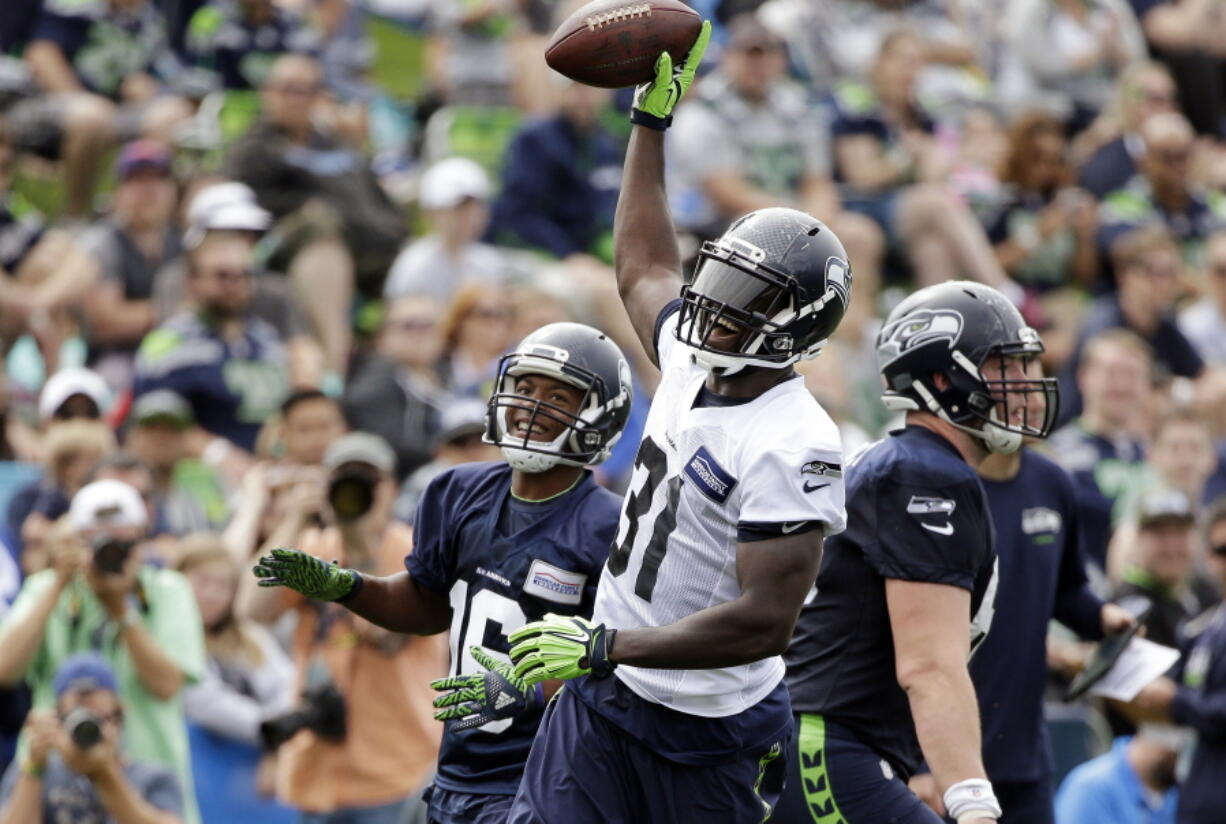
[737,405,847,537]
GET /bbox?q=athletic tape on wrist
[943,779,1001,821]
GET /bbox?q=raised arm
[615,21,711,363]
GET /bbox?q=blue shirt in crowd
[1055,737,1177,824]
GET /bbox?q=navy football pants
[770,714,943,824]
[507,686,790,823]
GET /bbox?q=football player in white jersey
[496,23,854,823]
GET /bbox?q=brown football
[545,0,703,89]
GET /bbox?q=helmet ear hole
[931,371,953,391]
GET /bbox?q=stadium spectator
[227,53,406,371]
[1133,409,1218,508]
[278,389,347,469]
[1111,488,1216,647]
[830,28,1016,292]
[1178,227,1226,365]
[985,112,1100,292]
[15,0,192,217]
[10,420,116,569]
[154,180,323,390]
[125,390,229,532]
[238,432,446,822]
[1001,0,1144,129]
[1122,494,1226,824]
[667,15,883,312]
[437,284,515,400]
[80,140,180,391]
[423,0,519,106]
[383,157,505,304]
[1075,61,1179,197]
[186,0,319,92]
[0,479,205,823]
[343,294,451,481]
[1052,731,1179,824]
[0,652,185,824]
[174,534,295,824]
[1047,329,1151,570]
[1098,112,1226,265]
[1127,0,1226,138]
[487,79,621,261]
[133,229,290,455]
[392,398,498,523]
[1059,225,1204,422]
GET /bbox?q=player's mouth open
[706,315,744,349]
[512,415,552,439]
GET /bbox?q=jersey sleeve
[653,298,684,366]
[866,477,991,590]
[404,471,457,594]
[737,430,847,541]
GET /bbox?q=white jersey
[594,308,846,717]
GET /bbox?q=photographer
[237,433,446,822]
[0,481,204,824]
[0,653,183,824]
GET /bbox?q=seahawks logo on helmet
[824,256,851,311]
[878,308,965,367]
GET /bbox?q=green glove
[430,646,537,731]
[252,547,359,602]
[508,614,617,684]
[631,19,712,130]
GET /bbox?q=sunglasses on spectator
[192,267,253,282]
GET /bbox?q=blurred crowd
[1,0,1226,822]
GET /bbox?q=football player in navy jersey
[250,321,633,824]
[775,281,1061,824]
[906,360,1135,824]
[496,22,853,824]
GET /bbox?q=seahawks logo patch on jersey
[801,459,842,479]
[684,446,737,503]
[1021,507,1062,536]
[878,309,964,366]
[905,495,957,516]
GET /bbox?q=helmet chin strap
[500,445,563,473]
[912,381,1023,455]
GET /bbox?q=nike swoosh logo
[781,522,808,534]
[921,521,954,536]
[803,481,829,494]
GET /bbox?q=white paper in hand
[1088,637,1181,702]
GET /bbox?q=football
[545,0,703,89]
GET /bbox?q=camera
[63,707,104,749]
[91,535,135,575]
[258,682,347,751]
[327,464,380,522]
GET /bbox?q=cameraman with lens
[0,652,183,824]
[238,432,447,823]
[0,480,205,824]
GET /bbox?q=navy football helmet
[677,207,852,374]
[485,322,633,473]
[877,281,1059,454]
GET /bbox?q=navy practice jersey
[973,449,1103,783]
[405,462,622,796]
[784,426,997,780]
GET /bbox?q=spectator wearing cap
[486,79,623,263]
[125,391,228,532]
[0,479,205,823]
[1123,495,1226,824]
[0,652,185,824]
[383,157,506,305]
[237,432,446,822]
[78,140,181,392]
[133,227,290,455]
[154,180,322,389]
[393,398,500,523]
[343,294,454,481]
[1111,488,1217,649]
[14,0,191,217]
[36,367,110,426]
